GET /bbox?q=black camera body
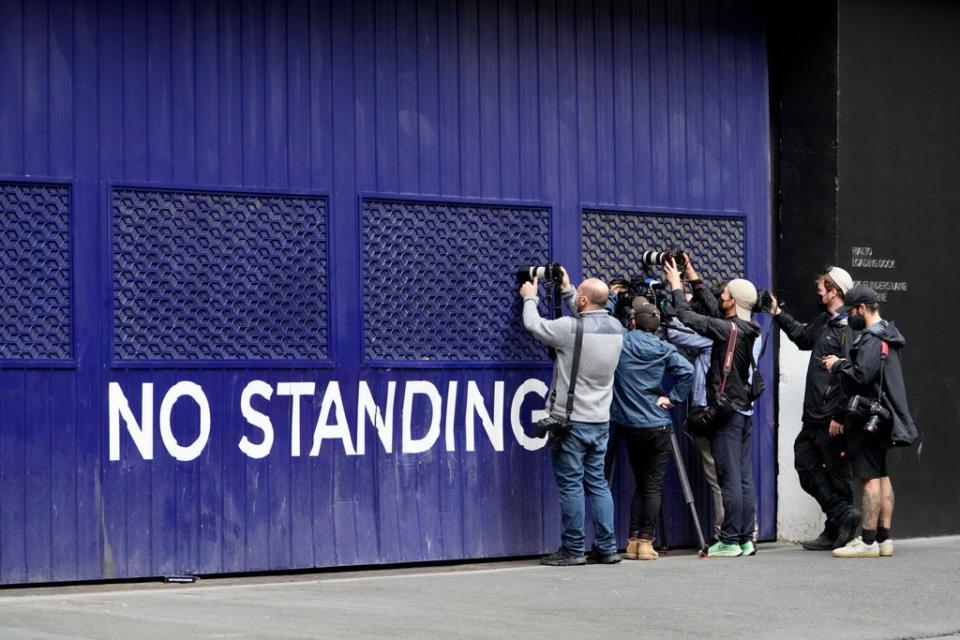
[610,276,672,327]
[846,394,892,434]
[516,262,564,285]
[533,415,570,439]
[754,289,774,313]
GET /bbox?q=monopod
[669,430,709,557]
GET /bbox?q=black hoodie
[672,290,761,412]
[775,310,853,423]
[834,319,919,448]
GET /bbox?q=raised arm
[667,319,713,353]
[664,257,732,341]
[670,289,732,342]
[665,347,696,404]
[773,303,828,351]
[683,253,720,317]
[560,266,578,316]
[520,279,574,348]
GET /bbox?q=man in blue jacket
[610,299,694,560]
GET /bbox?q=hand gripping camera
[753,289,774,313]
[517,262,566,361]
[846,395,892,434]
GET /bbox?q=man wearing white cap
[665,261,761,557]
[767,267,861,551]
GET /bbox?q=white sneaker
[879,539,894,557]
[832,536,879,558]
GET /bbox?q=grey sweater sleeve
[562,288,578,316]
[522,297,574,347]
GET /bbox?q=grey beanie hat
[726,278,757,321]
[827,266,854,295]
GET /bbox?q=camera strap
[877,340,889,402]
[564,318,585,422]
[545,317,584,421]
[718,322,739,396]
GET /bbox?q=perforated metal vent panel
[112,188,328,361]
[582,210,746,285]
[0,182,72,360]
[362,198,551,362]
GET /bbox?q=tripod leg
[670,431,709,556]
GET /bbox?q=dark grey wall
[771,1,839,322]
[776,0,960,537]
[837,0,960,536]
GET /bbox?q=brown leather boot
[637,538,659,560]
[623,538,641,560]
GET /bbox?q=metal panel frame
[104,181,334,369]
[0,175,77,369]
[358,191,556,369]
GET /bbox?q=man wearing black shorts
[822,286,918,558]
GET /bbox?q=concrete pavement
[0,537,958,639]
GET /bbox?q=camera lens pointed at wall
[516,262,563,284]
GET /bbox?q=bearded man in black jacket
[823,285,919,558]
[769,267,861,550]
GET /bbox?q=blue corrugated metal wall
[0,0,771,584]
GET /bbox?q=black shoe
[541,548,587,566]
[801,530,836,551]
[586,547,622,564]
[834,509,862,549]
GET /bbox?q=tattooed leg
[880,476,894,528]
[860,479,882,531]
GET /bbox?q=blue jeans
[709,412,756,544]
[550,421,617,555]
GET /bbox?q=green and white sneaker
[879,539,894,557]
[740,541,756,556]
[832,536,879,558]
[708,541,743,557]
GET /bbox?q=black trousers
[615,425,673,539]
[794,420,855,532]
[710,412,756,544]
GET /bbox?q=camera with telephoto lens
[846,394,892,434]
[641,249,688,273]
[516,262,564,285]
[754,289,774,313]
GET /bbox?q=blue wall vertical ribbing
[0,0,771,584]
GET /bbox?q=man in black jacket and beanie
[823,285,919,558]
[769,267,861,550]
[665,259,761,557]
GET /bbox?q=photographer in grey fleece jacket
[520,270,624,566]
[522,284,626,424]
